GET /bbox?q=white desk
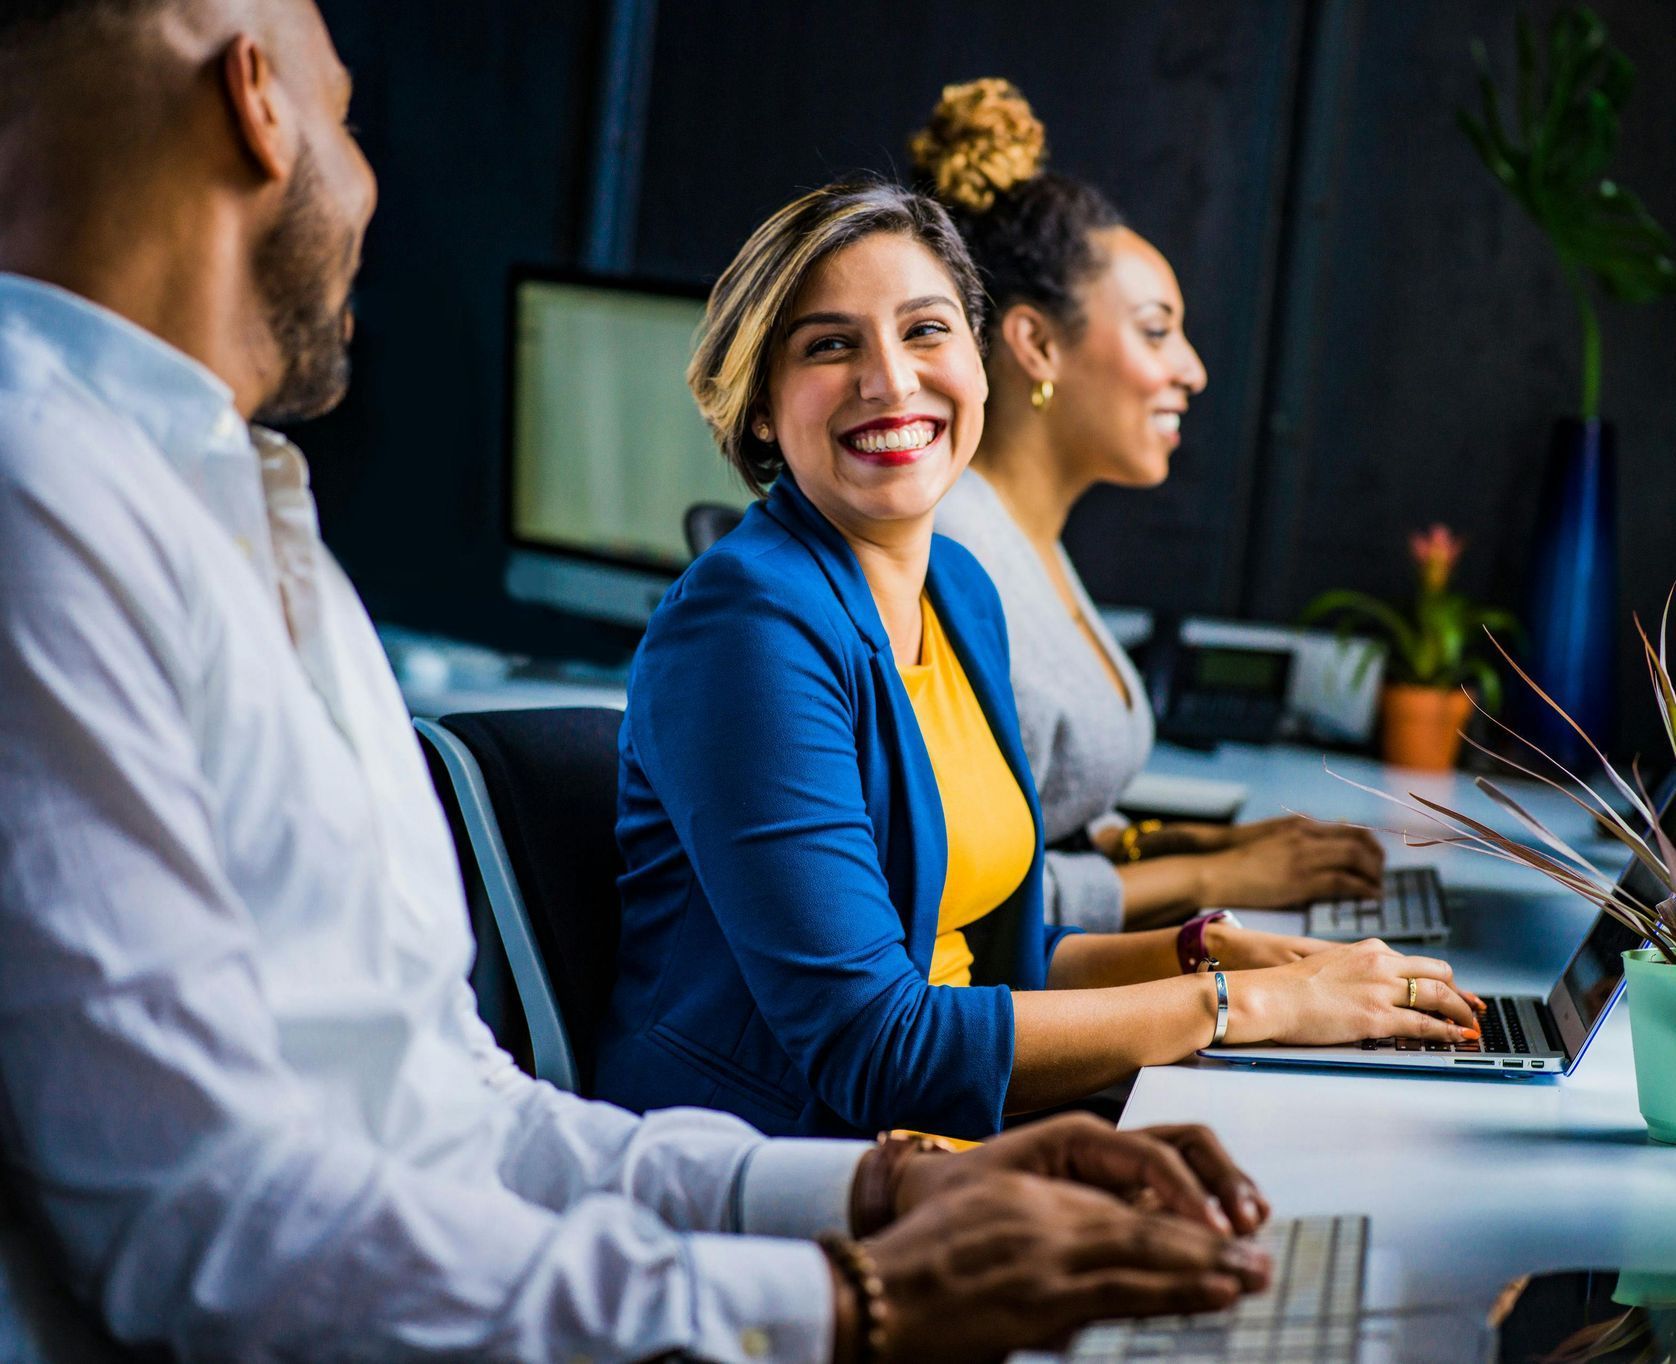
[1124,741,1674,1354]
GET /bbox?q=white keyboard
[1306,869,1447,945]
[1018,1215,1369,1364]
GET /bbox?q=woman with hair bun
[598,175,1481,1143]
[918,79,1387,935]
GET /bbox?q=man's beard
[251,146,357,427]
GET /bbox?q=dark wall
[305,0,1676,749]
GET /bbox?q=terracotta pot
[1378,684,1473,770]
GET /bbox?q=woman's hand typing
[1203,921,1335,970]
[1196,819,1385,909]
[1223,938,1486,1047]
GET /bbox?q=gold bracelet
[1117,818,1165,863]
[819,1234,889,1364]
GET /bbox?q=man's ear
[221,34,294,182]
[997,304,1062,385]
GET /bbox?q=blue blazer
[595,476,1078,1138]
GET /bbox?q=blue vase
[1515,417,1618,768]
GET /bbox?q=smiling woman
[593,178,1481,1141]
[920,79,1391,935]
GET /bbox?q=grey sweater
[935,470,1154,931]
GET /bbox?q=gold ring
[1406,977,1419,1009]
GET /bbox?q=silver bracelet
[1210,971,1230,1045]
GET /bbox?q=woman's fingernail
[1240,1196,1261,1227]
[1205,1198,1233,1235]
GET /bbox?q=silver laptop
[1204,791,1671,1078]
[1304,866,1448,945]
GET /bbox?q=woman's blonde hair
[688,178,987,497]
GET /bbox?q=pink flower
[1409,524,1464,593]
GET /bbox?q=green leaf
[1459,656,1504,714]
[1302,591,1421,677]
[1459,4,1676,401]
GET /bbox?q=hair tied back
[909,78,1047,215]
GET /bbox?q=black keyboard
[1357,996,1533,1055]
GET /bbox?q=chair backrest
[682,502,745,557]
[0,1174,137,1363]
[417,707,624,1094]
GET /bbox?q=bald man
[0,3,1270,1360]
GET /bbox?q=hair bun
[909,78,1047,214]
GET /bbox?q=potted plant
[1458,6,1676,767]
[1353,597,1675,1142]
[1303,525,1518,771]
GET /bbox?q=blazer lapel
[760,477,946,969]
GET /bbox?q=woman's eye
[906,320,950,341]
[804,335,850,357]
[1143,328,1170,345]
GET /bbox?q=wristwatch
[1175,909,1244,974]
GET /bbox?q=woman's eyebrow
[786,295,960,338]
[1129,299,1176,317]
[898,294,958,314]
[784,310,855,337]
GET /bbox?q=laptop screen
[1547,790,1674,1060]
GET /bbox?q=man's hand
[860,1172,1271,1362]
[890,1115,1271,1238]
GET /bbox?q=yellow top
[897,596,1035,988]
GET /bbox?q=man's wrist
[850,1135,956,1235]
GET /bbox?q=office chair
[0,1174,138,1363]
[682,502,744,557]
[415,707,625,1095]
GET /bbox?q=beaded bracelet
[819,1234,889,1364]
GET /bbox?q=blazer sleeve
[629,553,1014,1139]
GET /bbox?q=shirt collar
[0,272,246,470]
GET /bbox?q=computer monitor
[504,269,752,626]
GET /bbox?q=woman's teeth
[1151,412,1182,435]
[847,421,937,454]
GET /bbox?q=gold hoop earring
[1030,379,1055,412]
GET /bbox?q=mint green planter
[1623,947,1676,1145]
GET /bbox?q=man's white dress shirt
[0,273,864,1362]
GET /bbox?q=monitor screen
[1548,789,1675,1057]
[507,275,751,577]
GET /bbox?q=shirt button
[740,1327,771,1357]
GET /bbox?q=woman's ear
[997,303,1061,385]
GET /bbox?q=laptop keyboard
[1038,1215,1367,1363]
[1305,867,1445,942]
[1357,995,1541,1060]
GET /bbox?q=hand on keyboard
[1220,938,1483,1047]
[1196,819,1385,909]
[858,1172,1272,1363]
[894,1115,1271,1238]
[1204,921,1336,969]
